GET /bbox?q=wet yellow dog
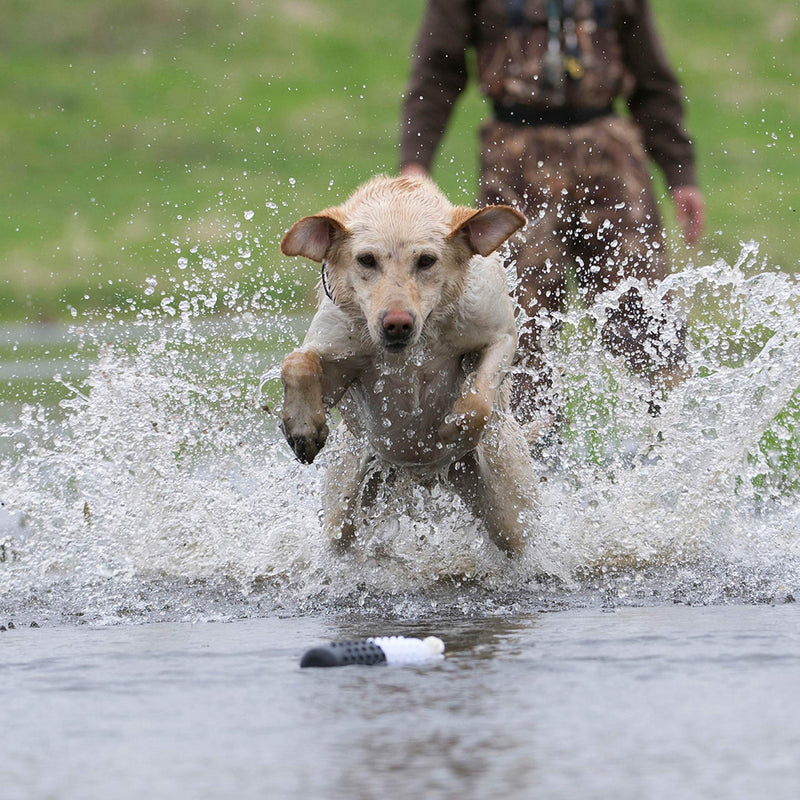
[279,175,539,555]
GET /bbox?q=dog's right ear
[281,210,348,263]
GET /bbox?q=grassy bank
[1,0,798,321]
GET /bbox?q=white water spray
[1,243,799,623]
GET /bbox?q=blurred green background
[1,0,798,322]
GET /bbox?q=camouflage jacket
[400,0,697,188]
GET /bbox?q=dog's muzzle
[380,309,415,350]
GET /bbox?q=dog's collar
[321,259,336,304]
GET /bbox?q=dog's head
[281,176,525,352]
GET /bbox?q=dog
[278,175,540,555]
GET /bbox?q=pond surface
[3,606,799,800]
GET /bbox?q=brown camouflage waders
[479,114,687,422]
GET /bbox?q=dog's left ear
[281,209,348,263]
[449,205,526,257]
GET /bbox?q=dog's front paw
[438,394,492,451]
[281,414,329,463]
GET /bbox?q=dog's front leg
[281,345,351,463]
[477,425,539,556]
[280,348,356,463]
[438,333,516,451]
[281,349,328,463]
[450,418,539,556]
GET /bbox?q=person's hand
[399,163,430,179]
[671,185,705,245]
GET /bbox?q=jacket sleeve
[620,0,698,188]
[399,0,476,170]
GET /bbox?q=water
[3,607,799,800]
[2,242,800,797]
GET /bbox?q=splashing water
[1,243,799,624]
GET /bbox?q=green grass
[652,0,799,266]
[1,0,798,321]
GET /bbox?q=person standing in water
[400,0,705,428]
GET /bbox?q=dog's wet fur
[279,175,540,555]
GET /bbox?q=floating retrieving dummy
[300,636,445,667]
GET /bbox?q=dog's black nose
[381,310,415,347]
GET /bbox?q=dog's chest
[340,353,465,465]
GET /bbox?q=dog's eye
[417,254,437,270]
[357,253,377,268]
